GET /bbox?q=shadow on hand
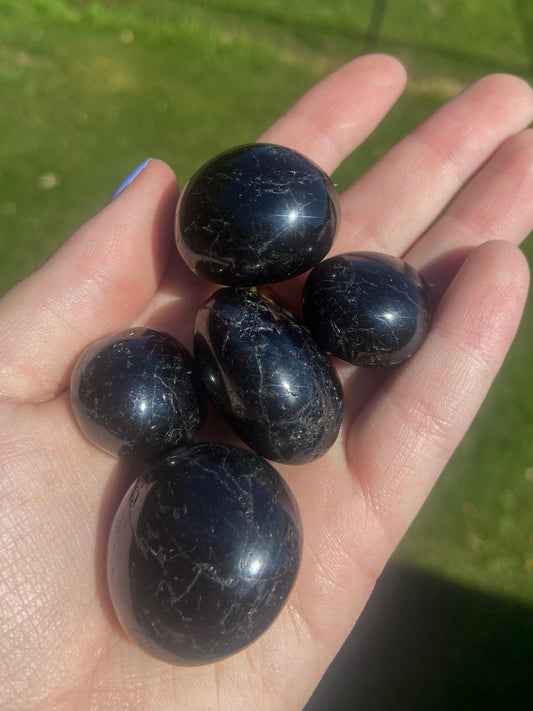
[305,561,533,711]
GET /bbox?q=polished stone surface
[107,442,302,665]
[195,287,343,464]
[176,143,339,286]
[70,328,206,461]
[303,252,432,367]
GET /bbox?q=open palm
[1,55,532,710]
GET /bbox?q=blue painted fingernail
[111,158,152,199]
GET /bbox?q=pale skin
[1,54,532,710]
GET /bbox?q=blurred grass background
[1,1,532,708]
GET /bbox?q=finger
[330,127,533,425]
[336,74,533,256]
[0,160,179,402]
[345,240,529,547]
[258,54,407,174]
[409,128,533,298]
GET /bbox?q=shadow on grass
[512,0,533,72]
[305,562,533,711]
[175,0,531,76]
[362,0,388,53]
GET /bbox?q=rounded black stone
[302,252,432,367]
[176,143,339,286]
[70,328,206,461]
[194,287,343,464]
[107,442,302,665]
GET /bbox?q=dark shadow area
[305,562,533,711]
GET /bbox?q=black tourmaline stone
[70,328,206,461]
[107,442,302,665]
[302,252,432,367]
[176,143,339,286]
[194,287,343,464]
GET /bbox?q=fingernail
[111,158,152,199]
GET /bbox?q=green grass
[1,0,532,613]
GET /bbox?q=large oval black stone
[176,143,339,286]
[70,328,206,461]
[194,287,343,464]
[303,252,432,367]
[107,442,302,665]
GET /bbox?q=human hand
[1,54,532,710]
